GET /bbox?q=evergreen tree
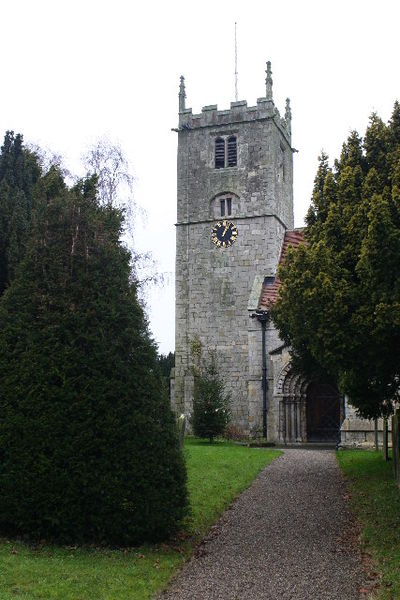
[0,168,187,545]
[0,131,41,295]
[191,352,231,443]
[272,104,400,418]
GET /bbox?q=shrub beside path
[159,449,366,600]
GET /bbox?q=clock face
[211,220,238,248]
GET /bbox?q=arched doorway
[306,382,343,443]
[275,364,344,444]
[276,364,308,443]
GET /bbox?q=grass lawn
[337,450,400,599]
[0,438,281,600]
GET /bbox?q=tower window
[214,136,237,168]
[215,137,225,169]
[220,196,232,217]
[227,136,237,167]
[212,193,236,219]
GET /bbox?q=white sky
[1,0,399,354]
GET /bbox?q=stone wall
[340,399,392,448]
[175,216,286,431]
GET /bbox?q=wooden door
[306,382,342,442]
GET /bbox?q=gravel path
[159,449,366,600]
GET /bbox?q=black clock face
[211,220,238,248]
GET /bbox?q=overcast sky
[1,0,399,353]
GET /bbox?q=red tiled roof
[258,229,305,310]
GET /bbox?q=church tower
[172,63,295,435]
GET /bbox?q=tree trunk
[383,417,389,462]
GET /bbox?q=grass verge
[0,438,281,600]
[337,450,400,599]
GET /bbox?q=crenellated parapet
[177,61,292,145]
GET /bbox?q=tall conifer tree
[0,167,187,544]
[272,104,400,418]
[0,131,40,295]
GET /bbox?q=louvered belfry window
[215,136,237,168]
[227,136,237,167]
[215,137,225,169]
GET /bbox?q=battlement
[176,62,292,144]
[178,98,291,143]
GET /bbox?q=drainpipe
[251,310,270,439]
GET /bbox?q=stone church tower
[172,63,294,437]
[172,63,384,446]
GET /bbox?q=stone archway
[275,364,344,444]
[275,364,308,443]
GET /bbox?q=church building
[171,63,382,447]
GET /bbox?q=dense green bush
[191,353,231,443]
[0,169,187,545]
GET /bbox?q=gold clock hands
[222,223,230,237]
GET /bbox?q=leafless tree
[82,137,135,207]
[83,138,163,294]
[27,142,72,181]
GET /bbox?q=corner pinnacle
[265,61,273,101]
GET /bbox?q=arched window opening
[211,193,236,219]
[227,136,237,167]
[220,196,232,217]
[215,137,225,169]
